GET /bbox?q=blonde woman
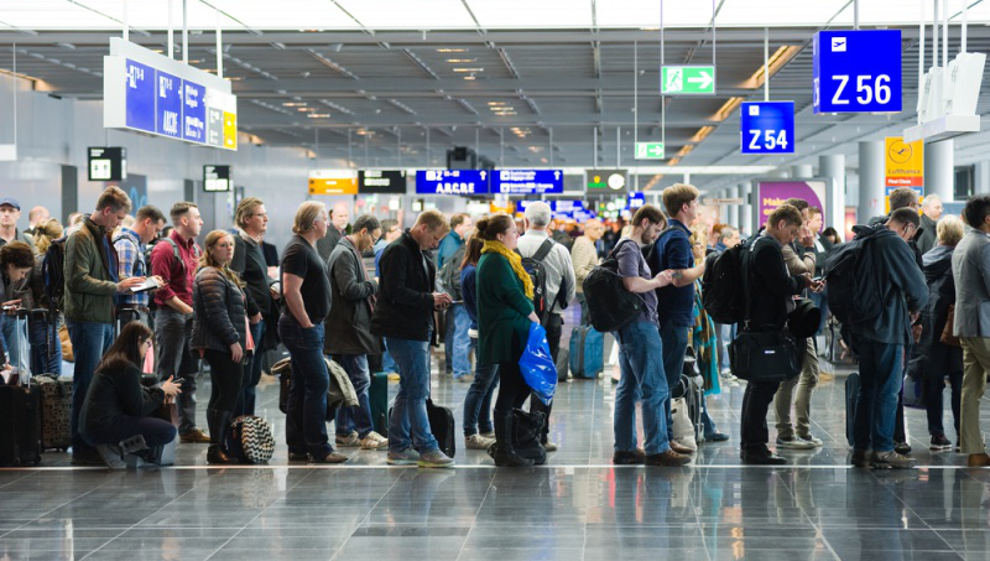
[29,218,65,374]
[191,230,259,464]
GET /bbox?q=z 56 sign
[741,101,794,154]
[813,29,902,113]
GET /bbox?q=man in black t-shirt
[279,201,344,464]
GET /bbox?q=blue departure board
[124,59,154,133]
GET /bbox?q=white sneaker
[335,431,361,447]
[360,432,388,450]
[798,434,824,447]
[776,436,816,450]
[465,433,496,450]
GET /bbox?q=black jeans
[530,313,562,443]
[85,416,177,448]
[204,349,244,414]
[496,361,531,419]
[740,380,781,451]
[926,370,963,438]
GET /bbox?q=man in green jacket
[66,186,147,465]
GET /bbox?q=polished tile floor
[3,347,990,561]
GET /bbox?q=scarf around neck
[481,240,534,299]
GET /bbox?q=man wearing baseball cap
[0,198,34,250]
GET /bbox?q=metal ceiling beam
[305,48,359,79]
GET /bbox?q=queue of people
[5,180,990,472]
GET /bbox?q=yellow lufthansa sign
[884,136,924,188]
[308,170,358,195]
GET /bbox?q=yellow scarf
[482,240,534,299]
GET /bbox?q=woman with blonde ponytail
[475,213,541,467]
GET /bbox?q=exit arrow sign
[661,65,716,95]
[635,141,665,159]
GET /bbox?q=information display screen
[88,147,127,181]
[490,169,563,195]
[415,169,490,195]
[359,170,407,194]
[203,165,231,192]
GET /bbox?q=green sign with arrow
[661,65,716,95]
[635,141,665,160]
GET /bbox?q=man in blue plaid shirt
[114,205,166,327]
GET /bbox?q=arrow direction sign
[635,141,665,160]
[661,65,716,95]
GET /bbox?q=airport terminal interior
[4,1,990,560]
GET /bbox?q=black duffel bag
[728,329,802,383]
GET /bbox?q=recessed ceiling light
[436,48,467,53]
[446,58,476,63]
[452,67,484,73]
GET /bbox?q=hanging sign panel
[813,29,902,113]
[635,142,665,160]
[104,37,238,150]
[884,136,924,188]
[586,169,628,193]
[490,169,563,195]
[415,169,490,195]
[309,170,358,195]
[359,170,408,194]
[740,101,795,154]
[661,65,716,95]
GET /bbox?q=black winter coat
[191,266,256,353]
[371,231,437,342]
[325,237,380,355]
[80,363,165,438]
[919,245,963,375]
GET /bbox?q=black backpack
[41,236,67,318]
[701,239,753,325]
[582,239,645,332]
[824,225,885,329]
[439,246,465,301]
[519,239,554,322]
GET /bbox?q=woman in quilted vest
[79,321,181,469]
[192,230,260,464]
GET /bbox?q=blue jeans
[29,317,62,376]
[386,335,438,454]
[854,341,904,453]
[659,321,689,439]
[67,321,115,450]
[279,316,332,457]
[463,359,499,436]
[2,313,29,373]
[239,319,266,416]
[614,320,670,455]
[333,353,375,438]
[381,342,399,374]
[451,304,472,378]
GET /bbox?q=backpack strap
[532,238,555,263]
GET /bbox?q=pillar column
[791,164,814,178]
[925,139,954,201]
[820,153,846,231]
[729,184,741,227]
[740,181,753,235]
[858,140,885,222]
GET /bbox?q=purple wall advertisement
[757,180,827,228]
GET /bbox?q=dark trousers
[926,370,963,438]
[740,380,781,451]
[496,362,531,418]
[85,415,177,449]
[204,349,244,414]
[239,319,266,416]
[530,313,562,443]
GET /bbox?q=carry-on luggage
[33,374,72,451]
[845,372,860,447]
[369,371,389,435]
[569,325,604,379]
[426,399,456,458]
[0,383,43,466]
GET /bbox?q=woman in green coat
[476,213,541,466]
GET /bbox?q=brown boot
[967,453,990,467]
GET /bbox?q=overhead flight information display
[105,38,238,150]
[740,101,795,154]
[490,169,564,195]
[813,29,902,113]
[415,169,490,195]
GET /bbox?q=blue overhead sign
[415,169,490,195]
[491,169,564,195]
[813,29,902,113]
[124,59,155,133]
[156,70,182,138]
[740,101,795,154]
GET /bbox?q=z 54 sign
[813,29,902,113]
[741,101,794,154]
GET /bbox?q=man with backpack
[842,208,928,469]
[113,205,166,328]
[650,183,706,456]
[610,204,689,466]
[64,186,147,465]
[438,213,472,378]
[518,202,576,452]
[151,202,207,444]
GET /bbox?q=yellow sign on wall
[308,170,358,195]
[884,136,924,188]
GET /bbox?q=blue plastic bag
[518,322,557,405]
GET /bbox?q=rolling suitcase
[845,372,860,447]
[33,374,72,451]
[426,398,456,458]
[0,383,43,466]
[569,326,604,379]
[369,371,389,435]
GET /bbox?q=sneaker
[671,437,697,453]
[930,434,952,452]
[646,449,692,467]
[179,428,211,444]
[851,449,871,468]
[669,440,695,455]
[311,451,349,464]
[417,449,454,468]
[465,434,496,450]
[387,448,421,466]
[479,431,495,440]
[359,432,389,450]
[335,431,361,447]
[872,450,916,469]
[704,432,730,443]
[894,441,912,455]
[797,434,824,447]
[613,449,646,465]
[542,441,559,452]
[94,444,127,470]
[776,436,816,450]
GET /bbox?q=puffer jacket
[191,266,256,354]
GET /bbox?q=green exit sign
[661,65,716,95]
[635,142,665,160]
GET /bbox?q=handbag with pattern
[226,415,275,464]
